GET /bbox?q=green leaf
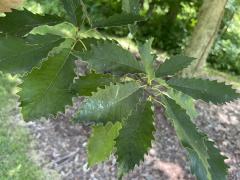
[156,55,195,77]
[18,49,76,121]
[0,9,63,36]
[80,41,144,75]
[30,22,78,39]
[116,101,154,175]
[167,89,198,120]
[122,0,140,14]
[92,13,144,28]
[122,0,141,36]
[167,78,240,104]
[74,82,143,124]
[0,34,64,74]
[138,38,155,82]
[204,141,229,180]
[71,72,119,96]
[72,38,105,57]
[61,0,82,26]
[162,96,228,180]
[88,122,122,167]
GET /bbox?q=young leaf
[138,38,155,82]
[156,55,195,77]
[73,82,143,124]
[80,41,144,75]
[92,13,144,28]
[71,72,119,96]
[167,78,240,104]
[18,49,76,121]
[0,9,63,36]
[163,96,228,180]
[122,0,140,14]
[61,0,82,26]
[167,89,198,120]
[116,101,154,175]
[0,34,64,74]
[88,122,122,167]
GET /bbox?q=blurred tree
[135,0,202,53]
[207,0,240,75]
[184,0,228,73]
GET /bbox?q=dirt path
[25,98,240,180]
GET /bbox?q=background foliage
[23,0,240,76]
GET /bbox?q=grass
[0,73,45,180]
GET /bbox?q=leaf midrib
[26,47,74,117]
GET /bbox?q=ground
[23,99,240,180]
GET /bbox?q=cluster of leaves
[0,0,239,179]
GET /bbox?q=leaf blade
[61,0,82,26]
[71,72,119,96]
[163,96,228,180]
[18,49,76,121]
[0,34,64,74]
[73,82,143,124]
[167,88,198,120]
[80,41,144,75]
[167,78,240,104]
[138,38,155,81]
[0,9,63,36]
[156,55,195,77]
[88,122,122,167]
[116,101,154,174]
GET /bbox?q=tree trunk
[184,0,228,74]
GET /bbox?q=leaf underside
[163,96,228,180]
[167,78,240,104]
[167,88,198,120]
[73,82,143,124]
[0,9,63,36]
[116,101,154,175]
[18,49,76,121]
[88,122,122,167]
[0,34,64,74]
